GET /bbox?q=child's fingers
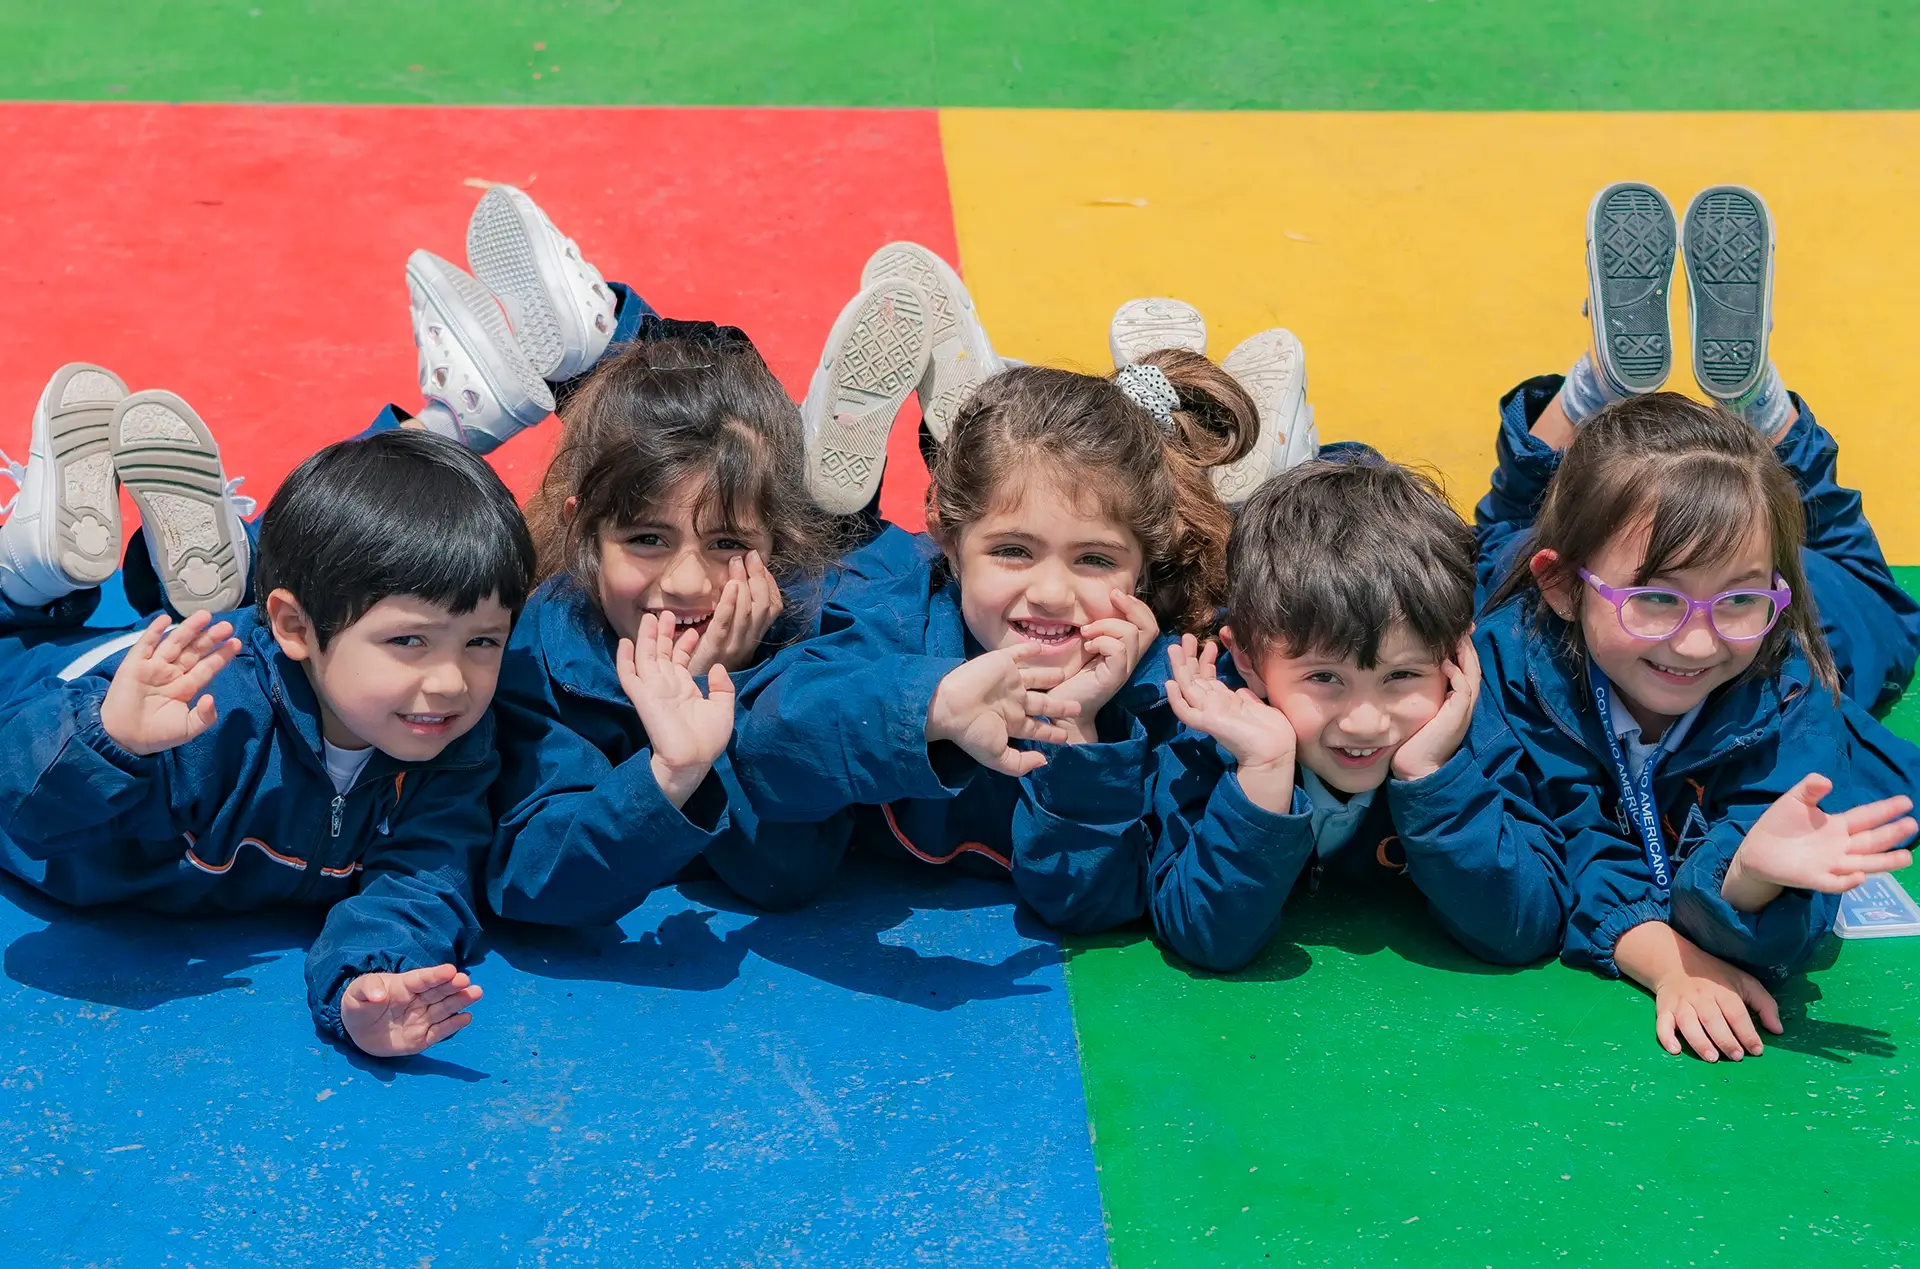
[1016,664,1071,692]
[1200,639,1220,677]
[1165,679,1201,727]
[1011,715,1073,745]
[1456,634,1482,681]
[176,642,241,698]
[1674,1008,1719,1062]
[706,664,735,701]
[1848,847,1914,877]
[1023,689,1080,720]
[346,975,387,1007]
[1723,998,1765,1056]
[127,613,174,661]
[674,624,702,663]
[153,611,212,663]
[1081,634,1124,664]
[186,696,219,738]
[1847,815,1917,855]
[423,987,482,1026]
[1697,1004,1745,1061]
[1841,795,1916,834]
[1109,589,1159,635]
[1786,772,1835,809]
[1655,1006,1682,1056]
[985,746,1048,777]
[419,1011,475,1050]
[1737,975,1784,1035]
[396,963,461,993]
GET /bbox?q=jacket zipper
[330,795,344,839]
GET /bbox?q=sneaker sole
[806,283,929,515]
[38,364,127,586]
[1684,185,1773,402]
[109,392,246,613]
[861,243,997,444]
[466,187,570,380]
[1109,298,1206,368]
[1216,329,1305,504]
[1586,182,1676,395]
[409,252,555,450]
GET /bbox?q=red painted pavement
[0,103,952,529]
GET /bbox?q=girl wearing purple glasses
[1471,182,1920,1064]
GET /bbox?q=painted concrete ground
[3,5,1918,1264]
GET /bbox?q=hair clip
[1114,363,1179,432]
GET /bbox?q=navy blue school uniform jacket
[0,611,493,1041]
[730,549,1176,935]
[1147,662,1572,973]
[1476,593,1920,981]
[485,525,938,924]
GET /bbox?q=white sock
[1738,363,1794,439]
[1559,352,1624,426]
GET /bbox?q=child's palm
[617,621,736,773]
[340,965,482,1057]
[1740,774,1916,892]
[1166,636,1294,769]
[927,647,1077,777]
[99,612,244,756]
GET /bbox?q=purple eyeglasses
[1578,568,1791,642]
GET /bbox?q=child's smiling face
[1238,622,1449,794]
[588,474,774,645]
[1550,515,1773,732]
[945,472,1144,672]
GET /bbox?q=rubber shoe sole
[35,363,126,587]
[110,391,247,613]
[1109,298,1206,368]
[861,242,1000,445]
[408,250,555,454]
[466,185,615,382]
[802,282,931,516]
[1683,185,1774,404]
[1216,329,1307,505]
[1585,182,1676,396]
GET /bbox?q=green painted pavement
[4,2,1918,109]
[1069,572,1920,1266]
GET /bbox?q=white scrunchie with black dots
[1114,362,1179,432]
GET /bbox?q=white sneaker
[801,282,931,516]
[465,184,616,382]
[1217,329,1312,504]
[860,242,1002,445]
[1109,298,1207,368]
[110,391,252,614]
[0,363,128,608]
[407,250,555,455]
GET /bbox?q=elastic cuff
[313,1003,346,1041]
[1218,769,1314,833]
[1590,899,1670,978]
[889,657,977,800]
[73,689,156,774]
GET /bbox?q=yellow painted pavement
[940,109,1920,560]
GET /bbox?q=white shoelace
[0,448,24,517]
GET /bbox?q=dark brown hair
[1227,456,1475,666]
[523,338,835,605]
[1486,391,1838,693]
[924,349,1255,633]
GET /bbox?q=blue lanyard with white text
[1587,663,1679,891]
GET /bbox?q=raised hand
[340,964,482,1057]
[617,612,737,807]
[687,551,785,676]
[1723,774,1917,911]
[99,611,245,756]
[1165,634,1296,813]
[1390,634,1480,781]
[1052,591,1161,744]
[926,644,1081,777]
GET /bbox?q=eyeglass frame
[1576,568,1792,643]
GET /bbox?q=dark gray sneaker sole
[1683,185,1773,403]
[1586,182,1676,394]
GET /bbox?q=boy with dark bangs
[0,415,533,1058]
[1152,453,1570,972]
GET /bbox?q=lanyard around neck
[1587,662,1682,891]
